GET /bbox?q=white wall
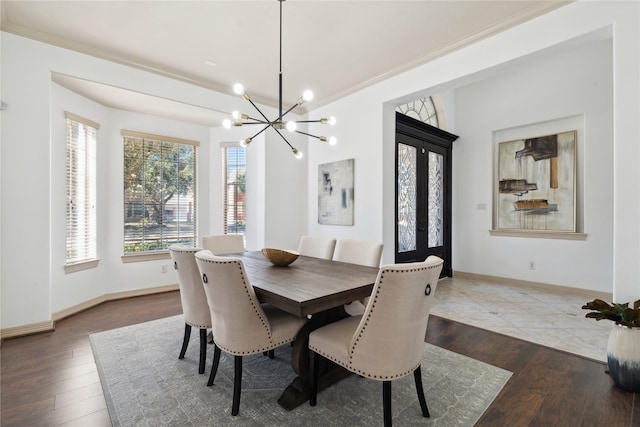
[50,83,213,312]
[453,39,613,291]
[306,1,638,298]
[1,33,307,330]
[306,90,384,243]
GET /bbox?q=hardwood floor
[1,291,637,426]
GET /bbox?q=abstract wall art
[318,158,354,225]
[496,130,576,232]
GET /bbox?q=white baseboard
[452,271,612,300]
[0,320,56,340]
[0,284,180,340]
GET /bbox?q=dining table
[232,250,380,410]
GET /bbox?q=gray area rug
[90,315,511,426]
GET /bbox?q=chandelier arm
[293,119,325,124]
[277,102,302,121]
[279,0,283,118]
[246,98,273,123]
[272,127,296,150]
[294,130,323,140]
[244,116,270,124]
[247,125,272,141]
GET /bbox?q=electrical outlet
[529,261,535,270]
[161,264,168,273]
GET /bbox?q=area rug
[90,315,512,427]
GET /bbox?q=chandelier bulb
[292,147,303,159]
[233,83,245,96]
[302,90,314,102]
[328,116,336,126]
[329,136,337,146]
[222,119,232,129]
[240,137,252,148]
[232,111,240,120]
[286,121,297,132]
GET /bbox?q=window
[222,144,246,235]
[65,112,99,267]
[123,130,198,254]
[396,96,442,129]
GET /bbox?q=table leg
[277,307,351,411]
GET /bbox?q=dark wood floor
[1,291,637,426]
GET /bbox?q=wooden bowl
[261,248,299,267]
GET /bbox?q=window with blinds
[123,130,198,253]
[222,144,246,235]
[65,112,99,266]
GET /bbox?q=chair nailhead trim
[310,345,420,380]
[342,263,439,379]
[200,257,277,350]
[186,321,212,329]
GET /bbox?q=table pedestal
[277,307,351,411]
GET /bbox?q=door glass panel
[428,151,444,248]
[397,143,417,252]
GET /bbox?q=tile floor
[430,275,612,362]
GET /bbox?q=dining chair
[168,244,212,374]
[333,239,383,315]
[201,234,245,255]
[194,250,307,416]
[308,256,444,427]
[332,238,383,268]
[297,235,337,260]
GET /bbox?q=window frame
[121,130,199,260]
[221,142,246,236]
[64,111,100,273]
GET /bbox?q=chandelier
[222,0,336,159]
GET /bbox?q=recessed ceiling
[2,0,571,123]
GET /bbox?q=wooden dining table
[232,251,380,410]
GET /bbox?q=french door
[395,113,458,276]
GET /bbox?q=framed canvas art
[496,130,576,232]
[318,158,354,225]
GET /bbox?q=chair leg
[268,349,274,359]
[383,381,392,427]
[207,345,221,386]
[309,350,319,406]
[413,366,430,417]
[179,323,191,359]
[232,355,242,416]
[198,328,207,374]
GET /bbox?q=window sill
[65,259,101,274]
[489,230,587,240]
[121,251,171,263]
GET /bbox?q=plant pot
[607,323,640,392]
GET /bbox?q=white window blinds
[65,112,99,265]
[221,143,246,235]
[122,130,198,253]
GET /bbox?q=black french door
[395,113,458,277]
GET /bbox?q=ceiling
[1,1,571,126]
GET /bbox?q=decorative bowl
[261,248,299,267]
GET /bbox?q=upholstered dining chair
[333,239,384,315]
[168,244,212,375]
[201,234,245,255]
[333,238,384,268]
[297,235,337,260]
[194,250,307,416]
[308,256,444,427]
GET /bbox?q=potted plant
[583,299,640,392]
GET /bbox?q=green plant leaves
[582,298,640,328]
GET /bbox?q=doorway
[395,112,458,276]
